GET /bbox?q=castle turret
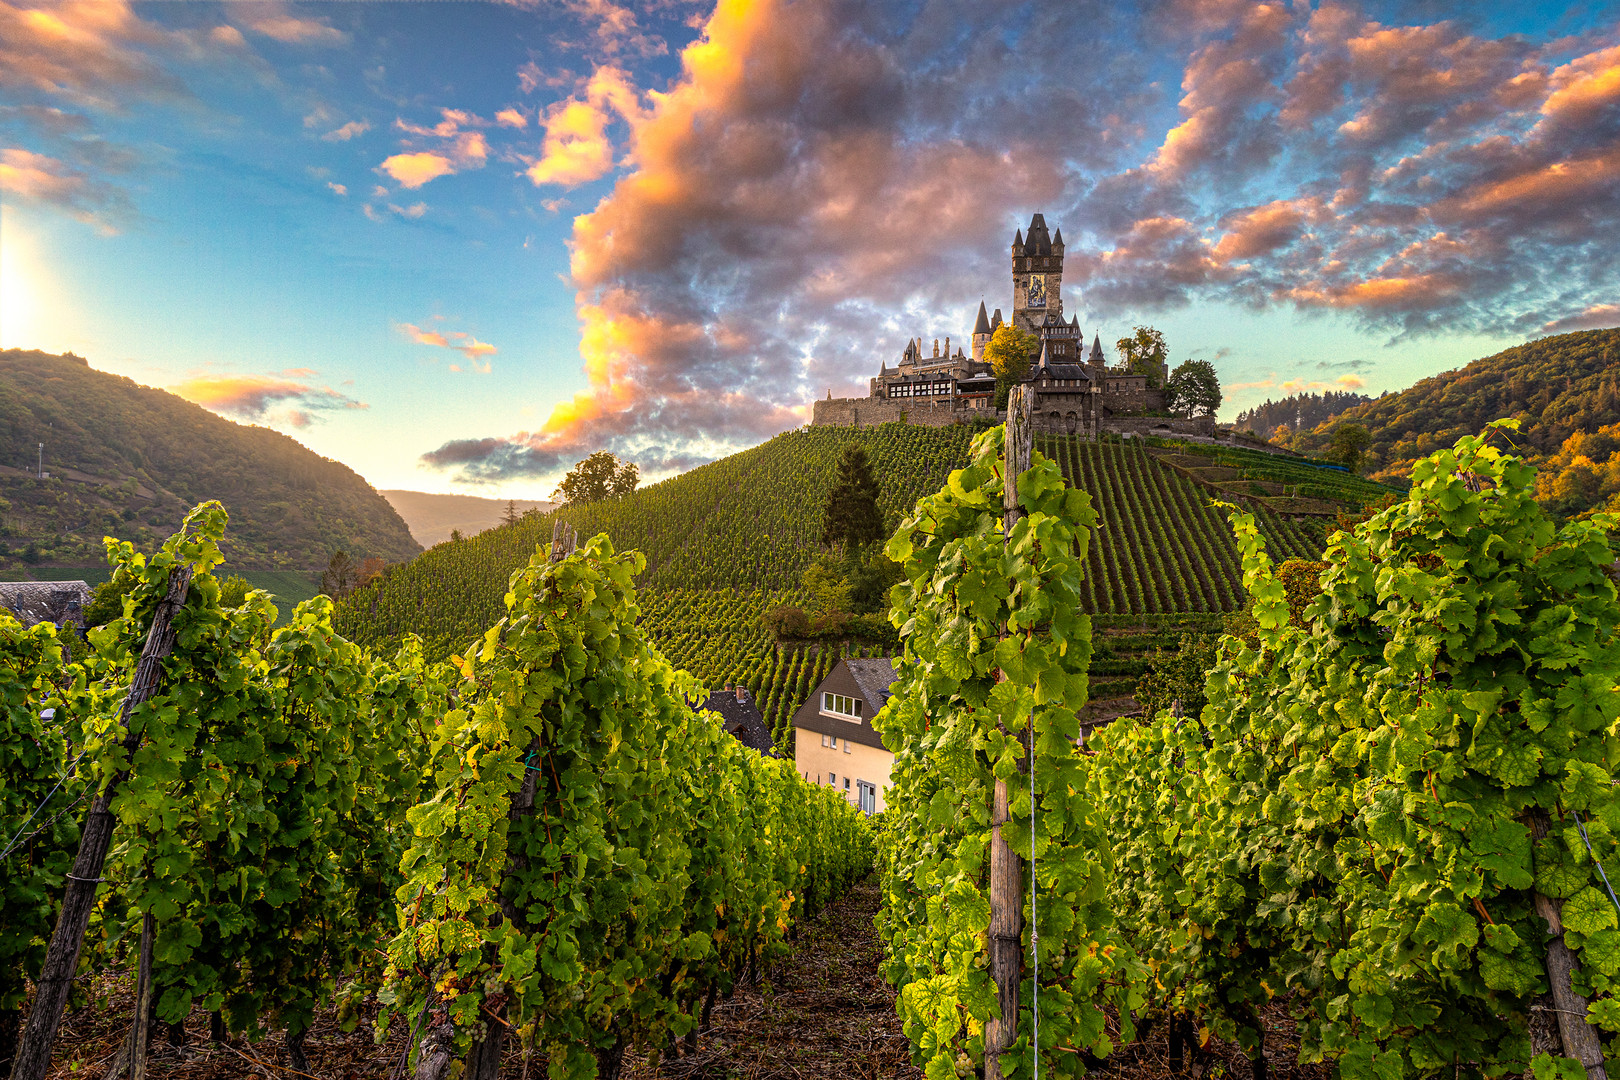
[972,300,992,359]
[1090,334,1104,366]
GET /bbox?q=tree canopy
[1330,422,1371,473]
[983,323,1037,409]
[551,451,640,504]
[820,443,884,551]
[1165,358,1222,417]
[1115,326,1168,386]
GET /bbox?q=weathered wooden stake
[13,565,193,1080]
[128,913,154,1080]
[986,384,1033,1080]
[1531,814,1609,1080]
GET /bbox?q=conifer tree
[820,443,884,551]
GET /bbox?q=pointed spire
[1090,334,1104,364]
[1013,228,1024,253]
[1052,226,1064,249]
[974,300,991,336]
[992,308,1003,328]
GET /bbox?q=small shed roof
[702,687,777,755]
[0,581,91,628]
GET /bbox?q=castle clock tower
[1011,213,1064,333]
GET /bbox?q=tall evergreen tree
[821,444,884,551]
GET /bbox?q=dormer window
[822,692,862,720]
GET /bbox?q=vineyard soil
[31,880,1328,1080]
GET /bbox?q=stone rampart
[1099,388,1166,415]
[811,397,973,429]
[1104,415,1217,438]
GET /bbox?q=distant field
[0,567,320,625]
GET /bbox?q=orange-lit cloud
[171,371,366,427]
[496,107,527,129]
[1541,44,1620,123]
[377,110,491,189]
[379,151,454,189]
[1542,304,1620,334]
[525,66,642,188]
[399,322,498,366]
[0,147,128,232]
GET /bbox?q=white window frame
[821,692,863,720]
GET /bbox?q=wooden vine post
[1530,813,1610,1080]
[415,520,577,1080]
[13,565,194,1080]
[986,384,1033,1080]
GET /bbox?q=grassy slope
[336,424,1365,747]
[0,349,421,570]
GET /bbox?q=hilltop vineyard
[336,426,1377,752]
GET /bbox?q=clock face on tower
[1027,274,1047,308]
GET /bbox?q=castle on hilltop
[813,214,1204,437]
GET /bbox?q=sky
[1,0,1616,498]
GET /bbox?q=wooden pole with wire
[986,384,1033,1080]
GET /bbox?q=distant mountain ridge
[1289,328,1620,492]
[0,349,421,570]
[381,490,553,548]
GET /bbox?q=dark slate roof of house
[702,687,777,755]
[0,581,91,628]
[843,657,898,710]
[1030,362,1094,381]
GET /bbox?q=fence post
[13,565,193,1080]
[986,384,1033,1080]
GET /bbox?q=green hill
[0,349,421,570]
[1290,328,1620,498]
[336,423,1386,746]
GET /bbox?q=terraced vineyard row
[1038,435,1324,614]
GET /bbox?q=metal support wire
[1029,728,1039,1080]
[1574,810,1620,921]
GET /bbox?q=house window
[857,781,877,815]
[829,772,836,785]
[821,692,863,719]
[844,777,851,791]
[843,739,851,754]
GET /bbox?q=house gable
[791,657,897,749]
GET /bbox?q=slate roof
[703,687,777,755]
[974,301,992,336]
[843,657,898,711]
[0,581,91,629]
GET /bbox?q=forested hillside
[336,423,1382,743]
[1233,389,1373,436]
[0,350,420,569]
[1290,327,1620,498]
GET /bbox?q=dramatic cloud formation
[171,371,368,429]
[420,0,1620,484]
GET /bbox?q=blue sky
[2,0,1616,498]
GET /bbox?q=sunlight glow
[0,207,45,350]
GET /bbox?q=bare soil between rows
[31,880,1327,1080]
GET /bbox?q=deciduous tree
[984,323,1037,409]
[552,451,640,504]
[1164,358,1222,416]
[1330,422,1371,473]
[1115,326,1168,386]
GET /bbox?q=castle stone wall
[1099,388,1166,415]
[1104,415,1217,438]
[811,397,976,429]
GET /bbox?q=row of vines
[877,421,1620,1080]
[332,428,1344,760]
[0,506,873,1080]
